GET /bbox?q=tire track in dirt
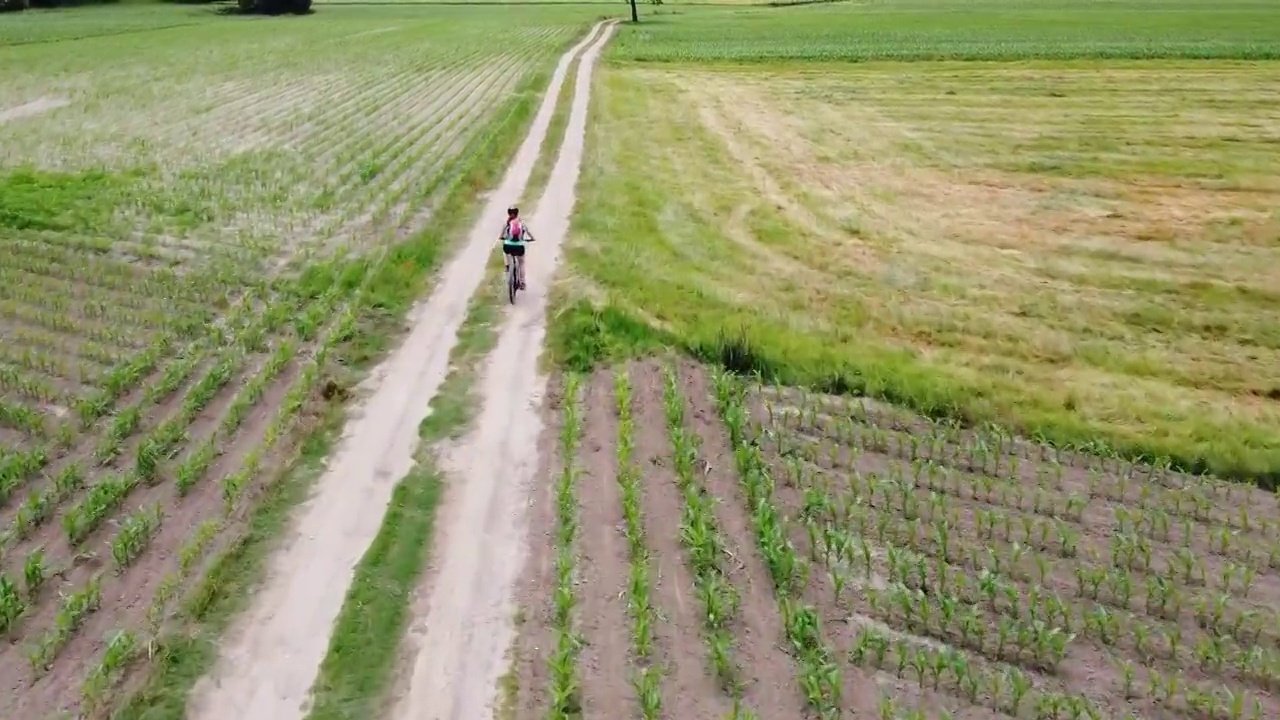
[386,20,617,720]
[183,20,611,720]
[574,371,636,716]
[509,376,564,720]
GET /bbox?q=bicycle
[507,253,523,304]
[503,231,535,304]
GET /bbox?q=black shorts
[502,243,525,257]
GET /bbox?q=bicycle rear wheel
[508,258,519,304]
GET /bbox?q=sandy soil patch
[0,97,69,124]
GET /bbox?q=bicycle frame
[507,254,523,304]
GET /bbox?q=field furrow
[670,361,805,717]
[572,369,636,716]
[630,362,735,719]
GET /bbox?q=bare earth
[0,96,69,124]
[186,20,612,720]
[387,21,617,720]
[507,361,1280,718]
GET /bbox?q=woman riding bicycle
[500,205,535,290]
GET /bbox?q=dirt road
[186,20,612,720]
[387,21,617,720]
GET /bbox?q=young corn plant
[109,504,164,569]
[548,373,584,720]
[94,406,142,465]
[23,548,46,598]
[662,365,743,696]
[11,461,84,541]
[0,571,26,635]
[27,576,103,673]
[63,473,139,544]
[81,629,141,712]
[713,371,839,718]
[614,369,661,719]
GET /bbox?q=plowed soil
[508,359,1280,720]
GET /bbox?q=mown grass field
[555,0,1280,486]
[0,5,598,718]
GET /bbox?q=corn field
[0,9,585,719]
[509,359,1280,720]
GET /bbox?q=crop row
[0,278,187,335]
[786,454,1280,658]
[612,370,662,718]
[755,389,1280,717]
[713,370,842,718]
[1,285,290,556]
[5,235,222,306]
[660,366,749,697]
[308,53,528,245]
[812,458,1270,617]
[0,345,98,395]
[75,284,360,709]
[548,373,584,720]
[766,393,1268,529]
[76,36,565,260]
[790,466,1280,686]
[0,288,321,688]
[5,323,123,369]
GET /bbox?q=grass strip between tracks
[304,248,506,720]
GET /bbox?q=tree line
[1,0,309,12]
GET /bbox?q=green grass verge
[110,45,569,719]
[549,298,1280,490]
[301,467,445,720]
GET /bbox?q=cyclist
[500,205,535,290]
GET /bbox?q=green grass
[555,4,1280,487]
[612,0,1280,62]
[0,167,141,232]
[302,465,444,720]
